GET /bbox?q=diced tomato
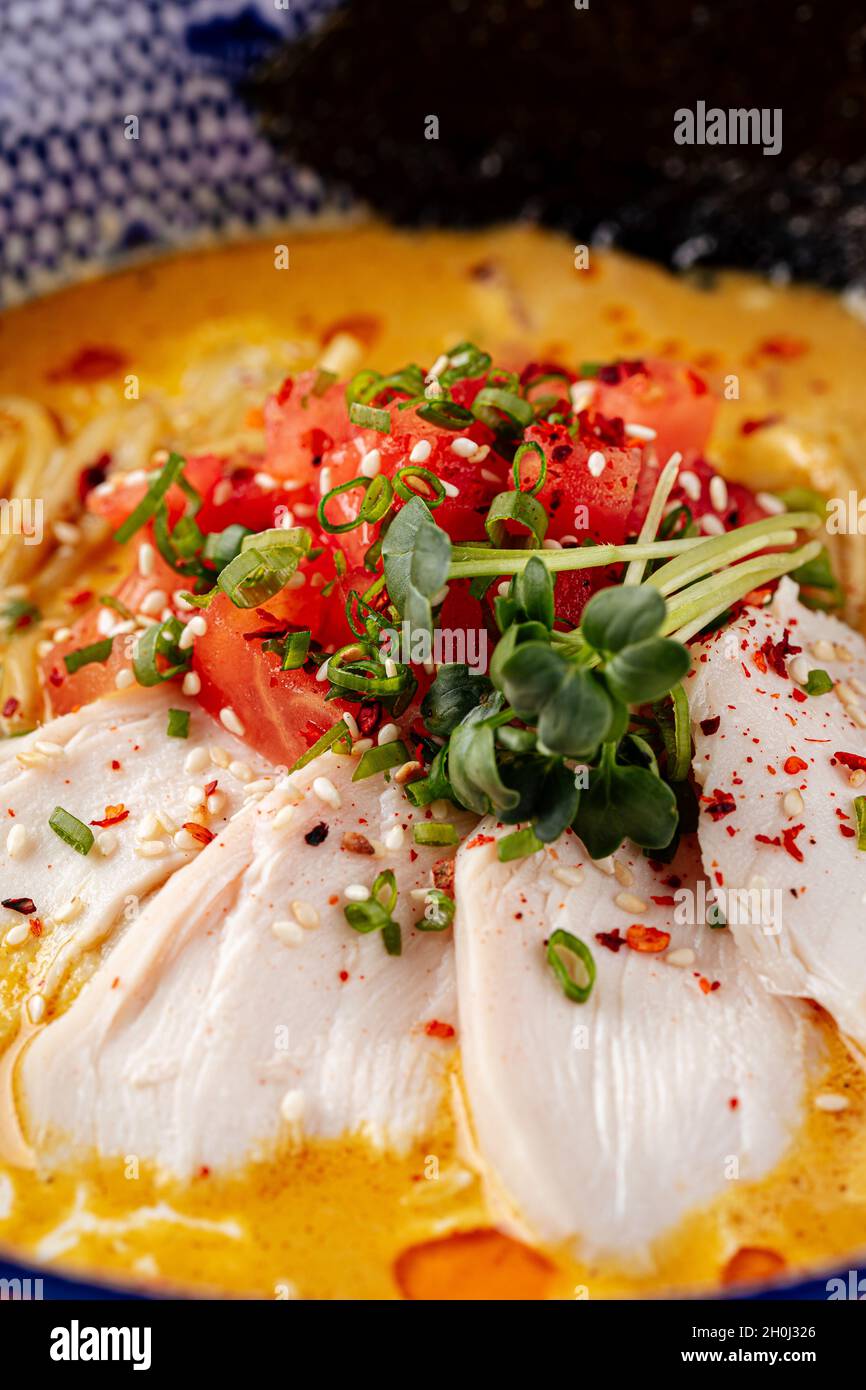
[526,418,643,546]
[87,455,224,532]
[590,359,718,464]
[668,457,768,531]
[552,566,619,629]
[42,551,183,715]
[191,591,350,767]
[264,372,357,484]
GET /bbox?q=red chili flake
[650,895,676,907]
[204,779,218,797]
[431,858,455,895]
[1,897,36,914]
[299,720,326,747]
[47,345,130,382]
[698,976,714,995]
[758,336,808,360]
[339,970,349,982]
[465,834,495,849]
[90,803,129,828]
[781,824,806,862]
[662,874,682,889]
[48,668,64,687]
[68,589,93,608]
[626,925,671,954]
[197,1166,211,1179]
[2,697,19,718]
[424,1020,456,1040]
[703,789,737,820]
[756,833,782,849]
[740,662,752,679]
[840,825,857,839]
[792,688,807,703]
[275,376,294,407]
[834,751,866,772]
[595,928,626,953]
[699,716,721,736]
[729,1097,740,1110]
[596,359,645,384]
[110,759,121,771]
[759,628,801,679]
[740,415,782,435]
[783,756,808,774]
[29,917,43,937]
[356,702,381,737]
[328,894,339,906]
[182,821,215,846]
[725,825,738,838]
[753,649,768,674]
[305,821,329,847]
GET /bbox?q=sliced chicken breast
[688,577,866,1062]
[454,826,812,1263]
[0,687,259,1018]
[18,755,472,1175]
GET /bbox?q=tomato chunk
[590,358,718,464]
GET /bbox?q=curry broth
[1,223,866,1298]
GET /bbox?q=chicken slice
[688,577,866,1062]
[0,687,259,1021]
[454,826,812,1263]
[18,755,472,1175]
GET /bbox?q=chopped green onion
[216,545,301,608]
[547,928,595,1003]
[63,638,113,675]
[654,683,691,782]
[240,526,312,556]
[317,474,393,534]
[352,740,409,781]
[485,490,548,548]
[288,719,352,773]
[133,617,191,687]
[393,466,446,508]
[202,524,251,570]
[326,646,411,698]
[416,400,474,431]
[344,869,401,955]
[497,827,544,862]
[312,367,338,397]
[166,708,190,739]
[855,796,866,851]
[512,440,547,496]
[276,629,311,670]
[473,386,535,431]
[49,806,94,857]
[412,822,459,846]
[98,594,135,620]
[349,402,391,433]
[416,888,455,931]
[114,452,186,545]
[805,668,833,696]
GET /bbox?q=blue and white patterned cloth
[0,0,345,305]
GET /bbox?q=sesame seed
[272,804,296,831]
[209,745,231,769]
[542,538,563,550]
[137,813,161,841]
[783,789,804,817]
[614,891,648,913]
[243,778,273,797]
[384,657,397,679]
[441,480,460,498]
[52,626,72,643]
[27,993,46,1025]
[280,1089,305,1124]
[7,825,29,859]
[814,1093,849,1113]
[849,769,866,788]
[426,353,449,381]
[595,856,616,876]
[286,572,306,590]
[451,436,477,458]
[34,740,63,758]
[139,588,168,617]
[173,828,203,852]
[849,677,866,697]
[212,480,232,507]
[175,592,196,611]
[811,639,835,662]
[291,900,320,930]
[318,466,332,497]
[254,472,279,492]
[360,448,381,478]
[186,785,206,808]
[97,830,118,856]
[384,825,405,850]
[469,444,490,463]
[480,468,499,483]
[272,919,304,946]
[377,723,401,746]
[54,896,84,924]
[184,746,209,775]
[836,681,857,706]
[700,513,726,536]
[552,865,584,888]
[430,799,451,821]
[836,644,854,662]
[115,669,135,691]
[228,760,252,783]
[410,439,432,464]
[624,423,657,441]
[4,922,30,947]
[315,659,330,682]
[756,491,786,515]
[312,776,341,810]
[138,542,155,577]
[424,380,443,400]
[569,381,595,412]
[787,655,809,686]
[351,738,373,755]
[394,760,423,785]
[587,450,606,478]
[344,884,370,902]
[178,615,207,650]
[219,706,245,737]
[666,947,695,968]
[136,840,167,858]
[497,581,511,598]
[613,860,634,887]
[679,470,701,502]
[709,475,729,513]
[206,791,227,815]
